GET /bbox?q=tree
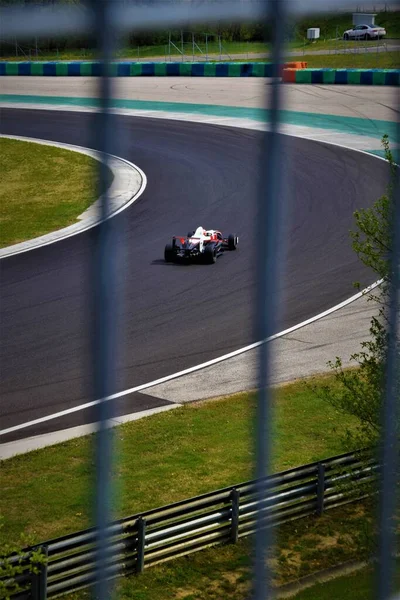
[313,135,398,450]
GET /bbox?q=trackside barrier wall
[1,450,378,599]
[0,61,302,77]
[1,62,398,84]
[283,67,400,85]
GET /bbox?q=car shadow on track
[151,259,188,267]
[151,259,207,267]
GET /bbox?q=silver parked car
[343,24,386,40]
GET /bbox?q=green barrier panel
[228,63,242,77]
[373,70,386,85]
[179,63,193,76]
[322,70,336,84]
[30,63,43,76]
[251,63,265,77]
[80,62,93,76]
[347,71,361,84]
[6,63,19,75]
[56,62,68,76]
[155,63,168,76]
[130,63,143,76]
[295,70,312,83]
[108,63,119,77]
[204,63,217,76]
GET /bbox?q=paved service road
[2,77,398,121]
[0,108,390,441]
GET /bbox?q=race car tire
[204,243,217,264]
[343,33,349,40]
[165,243,175,262]
[228,234,238,250]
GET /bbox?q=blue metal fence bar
[377,115,400,599]
[90,1,117,599]
[255,1,287,598]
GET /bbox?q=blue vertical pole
[377,124,400,599]
[90,1,117,599]
[254,1,287,599]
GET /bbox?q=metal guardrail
[2,450,378,599]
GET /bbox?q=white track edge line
[0,278,383,439]
[0,134,148,259]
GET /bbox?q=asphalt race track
[0,108,390,442]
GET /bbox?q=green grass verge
[0,376,357,546]
[1,39,398,63]
[293,50,400,69]
[290,559,400,600]
[227,50,400,69]
[0,138,112,248]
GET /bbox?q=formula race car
[164,227,239,264]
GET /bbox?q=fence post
[317,463,325,517]
[31,546,48,600]
[230,488,240,543]
[136,517,146,574]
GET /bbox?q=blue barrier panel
[215,63,229,77]
[166,63,181,76]
[67,62,81,76]
[18,62,32,76]
[385,71,399,86]
[264,63,274,77]
[360,70,374,85]
[0,62,5,76]
[191,63,205,77]
[91,62,102,76]
[240,63,253,76]
[311,70,324,84]
[43,62,57,76]
[117,63,130,77]
[335,70,348,84]
[141,63,155,76]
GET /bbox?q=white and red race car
[164,226,238,264]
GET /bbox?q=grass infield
[0,138,112,248]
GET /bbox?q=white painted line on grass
[0,278,383,440]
